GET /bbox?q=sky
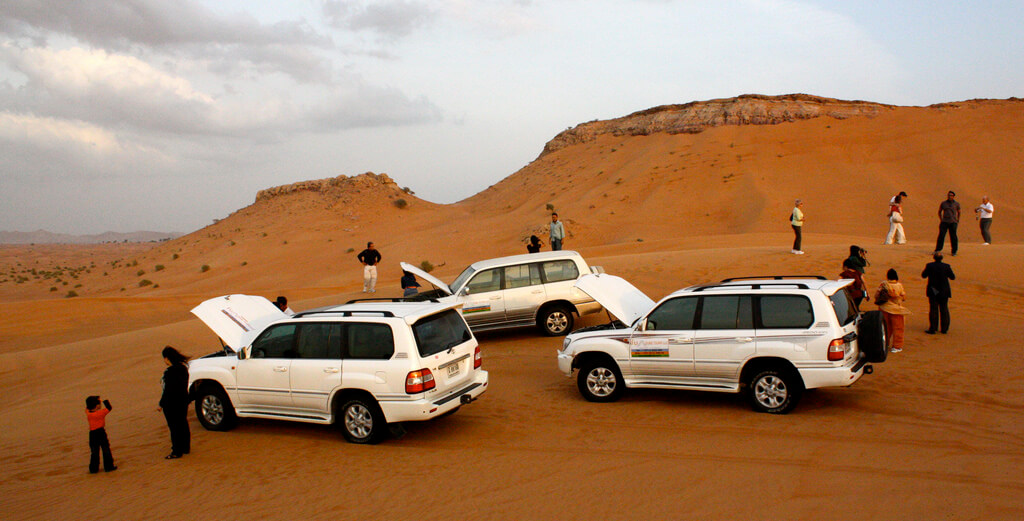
[1,1,1021,234]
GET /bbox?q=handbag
[874,285,889,305]
[891,212,904,223]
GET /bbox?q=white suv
[557,275,887,413]
[401,250,603,336]
[188,295,488,443]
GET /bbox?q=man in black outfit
[922,252,956,334]
[934,190,961,256]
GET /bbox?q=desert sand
[1,96,1022,520]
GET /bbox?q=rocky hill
[0,230,181,244]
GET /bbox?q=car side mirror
[461,287,470,296]
[637,318,648,332]
[238,346,250,360]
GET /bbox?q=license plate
[447,363,460,377]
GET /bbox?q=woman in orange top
[877,268,911,352]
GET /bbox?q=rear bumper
[379,370,489,423]
[798,356,867,389]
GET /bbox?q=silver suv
[188,295,488,443]
[401,250,603,336]
[557,275,887,413]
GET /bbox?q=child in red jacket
[86,395,117,474]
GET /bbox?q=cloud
[0,112,123,155]
[323,0,439,39]
[0,0,335,82]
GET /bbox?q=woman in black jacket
[159,346,191,459]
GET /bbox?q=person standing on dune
[975,196,994,245]
[549,213,565,251]
[790,199,805,254]
[934,191,961,256]
[357,242,381,293]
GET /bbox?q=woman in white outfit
[885,195,907,245]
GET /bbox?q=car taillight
[474,346,482,369]
[406,369,436,394]
[827,338,846,361]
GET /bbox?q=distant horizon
[3,1,1022,234]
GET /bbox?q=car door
[237,323,296,411]
[628,296,698,381]
[339,322,397,398]
[459,268,506,328]
[692,295,755,381]
[289,323,343,413]
[754,294,816,358]
[501,263,545,324]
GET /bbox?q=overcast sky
[1,1,1021,234]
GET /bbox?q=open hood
[190,295,287,351]
[400,262,452,295]
[574,273,655,326]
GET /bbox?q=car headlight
[561,336,573,352]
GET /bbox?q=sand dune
[1,96,1022,520]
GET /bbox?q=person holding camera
[85,395,117,473]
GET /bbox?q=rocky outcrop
[541,94,894,156]
[255,172,403,203]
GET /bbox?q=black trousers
[792,225,802,251]
[89,428,115,472]
[927,297,951,333]
[164,406,191,455]
[980,218,992,244]
[935,222,958,254]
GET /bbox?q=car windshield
[829,289,858,326]
[412,309,473,357]
[449,265,476,294]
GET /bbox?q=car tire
[577,359,624,402]
[340,398,386,444]
[858,310,888,363]
[747,368,802,414]
[540,305,574,336]
[195,385,238,431]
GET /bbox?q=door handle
[490,296,502,300]
[273,366,288,372]
[323,367,340,373]
[736,337,753,343]
[531,290,543,294]
[670,337,691,344]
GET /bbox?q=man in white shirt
[975,196,994,245]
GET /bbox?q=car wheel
[340,398,386,444]
[540,305,574,336]
[577,359,624,402]
[195,385,237,431]
[858,310,888,363]
[747,368,802,414]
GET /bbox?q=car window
[759,295,814,329]
[646,297,697,331]
[412,309,473,357]
[466,268,502,294]
[504,263,541,289]
[344,323,395,360]
[294,323,341,359]
[698,296,753,329]
[829,290,858,326]
[541,260,580,283]
[450,266,476,294]
[251,324,297,358]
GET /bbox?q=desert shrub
[137,270,145,276]
[546,203,555,211]
[419,260,434,273]
[139,279,153,287]
[346,248,355,253]
[65,291,78,298]
[241,261,247,266]
[200,265,210,273]
[172,253,179,260]
[394,199,408,209]
[228,241,235,246]
[50,287,57,292]
[155,264,165,271]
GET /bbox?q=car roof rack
[343,297,440,304]
[292,309,396,318]
[691,282,812,292]
[720,275,826,282]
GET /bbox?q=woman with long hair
[159,345,191,459]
